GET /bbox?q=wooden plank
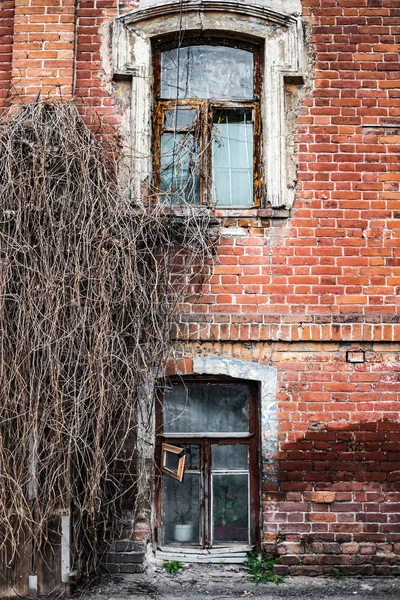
[0,529,31,598]
[156,549,250,563]
[37,516,68,597]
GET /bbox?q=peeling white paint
[110,0,307,208]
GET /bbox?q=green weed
[162,560,184,575]
[244,550,283,584]
[332,570,345,580]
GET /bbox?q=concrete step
[112,540,146,553]
[107,551,145,564]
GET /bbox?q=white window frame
[111,0,305,208]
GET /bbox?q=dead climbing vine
[0,100,217,577]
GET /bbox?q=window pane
[161,46,254,100]
[212,474,249,544]
[163,384,249,434]
[164,108,196,130]
[212,445,248,471]
[162,473,201,545]
[182,444,201,470]
[212,109,253,206]
[160,133,200,204]
[164,450,181,472]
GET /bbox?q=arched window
[112,1,305,209]
[153,40,262,207]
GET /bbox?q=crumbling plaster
[109,0,308,207]
[192,356,278,484]
[138,0,303,18]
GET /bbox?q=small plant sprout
[173,508,192,525]
[163,560,184,575]
[244,550,283,585]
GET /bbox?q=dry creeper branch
[0,101,217,578]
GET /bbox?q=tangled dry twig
[0,101,216,577]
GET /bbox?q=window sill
[156,546,253,564]
[213,207,290,219]
[153,205,290,220]
[158,433,254,439]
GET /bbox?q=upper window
[153,41,262,208]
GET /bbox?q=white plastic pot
[173,523,193,542]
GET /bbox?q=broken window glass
[161,46,254,100]
[163,384,249,434]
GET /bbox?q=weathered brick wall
[176,0,400,342]
[74,0,117,119]
[0,0,14,107]
[9,0,78,101]
[1,0,399,576]
[172,341,400,575]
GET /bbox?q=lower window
[156,380,260,548]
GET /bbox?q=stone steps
[104,540,146,574]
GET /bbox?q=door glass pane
[163,384,249,434]
[160,133,200,204]
[161,46,254,100]
[181,444,201,470]
[162,474,201,545]
[212,474,249,544]
[212,445,248,471]
[212,109,253,206]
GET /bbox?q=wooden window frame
[155,377,261,550]
[152,38,263,208]
[161,443,186,482]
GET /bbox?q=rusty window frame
[155,378,260,549]
[152,38,263,207]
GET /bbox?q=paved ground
[74,565,400,600]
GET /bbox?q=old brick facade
[1,0,400,577]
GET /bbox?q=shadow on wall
[278,419,400,488]
[263,420,400,574]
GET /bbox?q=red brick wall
[74,0,117,119]
[1,0,399,575]
[270,346,400,575]
[172,342,400,575]
[0,0,15,106]
[9,0,77,101]
[177,0,400,343]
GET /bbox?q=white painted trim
[28,575,38,599]
[61,514,71,584]
[111,1,304,208]
[120,1,295,26]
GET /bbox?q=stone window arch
[155,356,277,551]
[111,0,305,208]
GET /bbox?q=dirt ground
[73,564,400,600]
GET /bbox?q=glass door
[156,380,259,549]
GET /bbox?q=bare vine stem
[0,100,217,577]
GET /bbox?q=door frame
[154,376,261,550]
